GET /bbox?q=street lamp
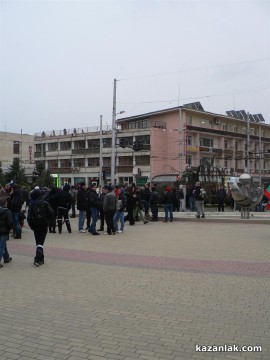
[111,77,125,185]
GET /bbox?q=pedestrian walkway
[1,217,269,359]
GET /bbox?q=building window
[74,140,85,149]
[187,136,192,145]
[224,160,228,168]
[48,142,58,151]
[200,138,213,147]
[60,159,71,168]
[135,155,150,166]
[103,157,111,167]
[235,141,238,151]
[187,155,192,166]
[103,138,112,148]
[186,115,192,125]
[13,141,20,154]
[233,126,238,132]
[88,158,99,167]
[224,140,228,149]
[60,141,71,150]
[48,160,58,168]
[73,158,85,167]
[118,137,133,147]
[128,120,149,129]
[88,139,100,149]
[119,156,133,165]
[200,157,212,165]
[223,123,228,131]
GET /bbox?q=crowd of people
[0,180,268,267]
[0,182,176,267]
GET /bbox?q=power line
[118,58,270,81]
[118,86,270,106]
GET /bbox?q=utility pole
[99,115,103,186]
[111,78,117,185]
[247,112,250,174]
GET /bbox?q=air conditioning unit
[214,117,220,125]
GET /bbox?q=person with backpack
[0,196,13,268]
[27,188,54,267]
[194,181,206,219]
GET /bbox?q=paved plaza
[1,215,270,360]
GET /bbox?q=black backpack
[32,200,49,228]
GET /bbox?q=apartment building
[0,131,35,179]
[33,103,270,186]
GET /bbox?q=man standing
[27,189,54,267]
[194,182,206,219]
[88,184,100,235]
[216,184,226,212]
[77,182,88,233]
[0,197,13,268]
[149,186,159,221]
[103,185,117,235]
[163,186,174,223]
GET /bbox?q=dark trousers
[99,208,105,230]
[151,205,158,220]
[57,207,71,233]
[33,229,47,262]
[218,201,225,212]
[86,208,91,228]
[105,210,115,234]
[124,208,135,225]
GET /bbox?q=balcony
[34,151,46,157]
[116,165,133,173]
[72,148,99,155]
[235,150,244,158]
[48,167,72,174]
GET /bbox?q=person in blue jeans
[114,188,127,233]
[88,184,100,235]
[163,186,174,223]
[0,197,13,268]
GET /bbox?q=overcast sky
[1,0,269,135]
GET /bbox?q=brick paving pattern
[1,218,269,359]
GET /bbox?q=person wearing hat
[163,186,174,223]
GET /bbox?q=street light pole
[99,115,103,186]
[111,78,117,185]
[247,112,250,174]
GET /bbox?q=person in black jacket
[27,189,54,267]
[88,184,100,235]
[149,186,159,221]
[77,182,88,233]
[0,197,13,267]
[9,184,23,239]
[53,185,72,234]
[163,186,174,223]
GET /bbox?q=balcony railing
[34,151,46,157]
[72,148,99,155]
[48,167,72,174]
